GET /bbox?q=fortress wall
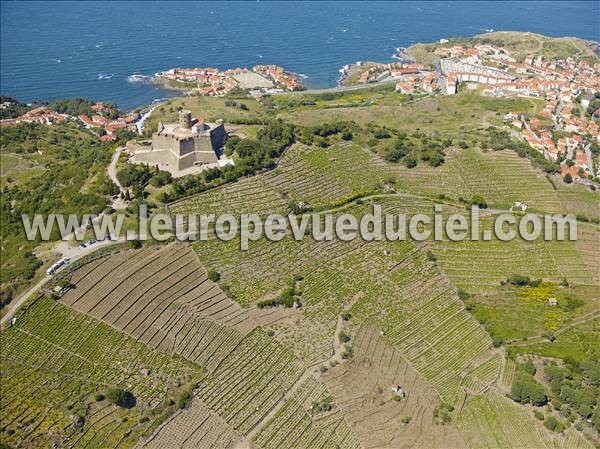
[193,149,219,164]
[179,138,196,156]
[209,123,227,150]
[133,149,178,167]
[152,134,177,151]
[177,152,200,170]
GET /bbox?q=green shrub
[457,289,470,301]
[543,415,565,432]
[470,195,488,209]
[492,336,503,347]
[560,296,583,312]
[176,391,191,409]
[508,274,531,286]
[341,344,354,360]
[207,269,220,282]
[311,396,334,414]
[339,330,350,343]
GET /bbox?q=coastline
[8,30,599,115]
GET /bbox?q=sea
[1,1,598,111]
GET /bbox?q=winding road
[1,145,131,327]
[1,237,124,327]
[108,146,128,210]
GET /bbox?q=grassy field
[467,283,600,342]
[281,89,543,135]
[550,178,600,221]
[268,84,412,111]
[143,95,267,136]
[0,152,41,187]
[508,317,600,364]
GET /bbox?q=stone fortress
[127,110,228,176]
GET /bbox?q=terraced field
[253,376,361,449]
[199,328,304,435]
[0,297,203,449]
[169,175,288,218]
[263,143,355,207]
[432,217,595,294]
[323,325,466,449]
[192,197,493,402]
[574,224,600,284]
[312,144,561,213]
[135,398,241,449]
[552,178,600,221]
[461,353,502,394]
[6,91,598,447]
[453,149,564,212]
[56,243,313,440]
[60,244,294,339]
[306,144,564,212]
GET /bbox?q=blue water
[1,1,598,110]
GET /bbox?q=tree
[105,388,135,408]
[176,390,191,409]
[510,372,547,406]
[149,170,172,188]
[522,359,536,376]
[48,98,95,116]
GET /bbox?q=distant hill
[407,31,600,67]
